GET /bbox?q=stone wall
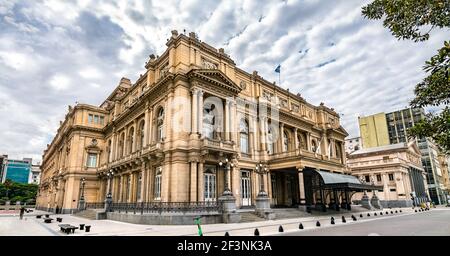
[106,211,223,225]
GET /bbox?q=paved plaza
[1,207,449,236]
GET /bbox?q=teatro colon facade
[36,31,377,223]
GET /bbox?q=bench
[56,217,63,222]
[44,218,53,223]
[36,215,42,219]
[58,224,78,234]
[45,214,50,218]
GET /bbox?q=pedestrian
[19,206,25,220]
[426,201,430,210]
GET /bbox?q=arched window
[240,119,249,154]
[283,131,289,152]
[138,120,145,150]
[267,125,274,155]
[128,127,134,154]
[157,108,164,142]
[311,140,317,153]
[119,133,125,157]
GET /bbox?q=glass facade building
[4,158,32,184]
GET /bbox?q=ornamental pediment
[188,69,241,94]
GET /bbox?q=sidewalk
[0,207,424,236]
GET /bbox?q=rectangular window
[86,153,97,167]
[376,174,381,182]
[390,188,396,192]
[365,175,370,182]
[88,114,93,123]
[388,174,394,181]
[94,115,99,124]
[99,116,104,125]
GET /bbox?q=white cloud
[0,0,448,162]
[49,74,71,90]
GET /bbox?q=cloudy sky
[0,0,447,163]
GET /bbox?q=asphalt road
[276,209,450,236]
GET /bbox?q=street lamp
[219,157,234,196]
[255,162,269,197]
[105,170,114,212]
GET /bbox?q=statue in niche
[202,104,216,139]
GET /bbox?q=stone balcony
[200,138,235,154]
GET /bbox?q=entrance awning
[314,170,383,191]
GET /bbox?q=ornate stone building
[37,31,371,222]
[348,141,429,207]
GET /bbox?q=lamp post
[105,170,114,212]
[255,162,269,197]
[218,157,233,196]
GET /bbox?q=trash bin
[80,224,85,230]
[85,226,91,232]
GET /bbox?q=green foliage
[362,0,450,153]
[0,179,38,204]
[362,0,450,42]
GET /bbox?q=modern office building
[0,155,7,183]
[36,31,379,222]
[30,164,41,184]
[358,107,448,204]
[3,158,33,184]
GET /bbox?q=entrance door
[241,171,251,206]
[271,173,278,205]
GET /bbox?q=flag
[274,64,281,73]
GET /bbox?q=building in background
[358,107,448,205]
[0,155,7,183]
[345,136,362,154]
[30,163,41,184]
[348,141,429,207]
[3,158,33,184]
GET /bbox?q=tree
[362,0,450,153]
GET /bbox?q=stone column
[143,105,149,148]
[190,161,198,202]
[191,89,198,134]
[224,100,230,141]
[132,120,138,152]
[306,132,311,151]
[198,90,204,137]
[140,165,146,202]
[260,117,267,152]
[148,107,154,145]
[118,175,123,202]
[197,162,204,201]
[298,168,306,211]
[110,132,116,162]
[294,128,299,150]
[383,173,390,200]
[252,116,258,155]
[280,123,285,152]
[230,100,237,143]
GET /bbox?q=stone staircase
[74,209,100,220]
[239,212,266,223]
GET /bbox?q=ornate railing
[85,202,105,209]
[110,201,223,214]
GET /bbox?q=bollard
[391,211,393,214]
[299,223,304,229]
[360,214,363,218]
[316,221,321,227]
[351,215,355,219]
[225,232,230,236]
[79,224,85,230]
[395,210,398,213]
[386,211,389,215]
[352,216,357,221]
[380,212,383,215]
[342,216,346,223]
[331,217,335,225]
[374,212,377,216]
[279,225,284,232]
[367,213,370,217]
[254,229,260,236]
[415,209,417,212]
[400,210,402,213]
[85,225,91,232]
